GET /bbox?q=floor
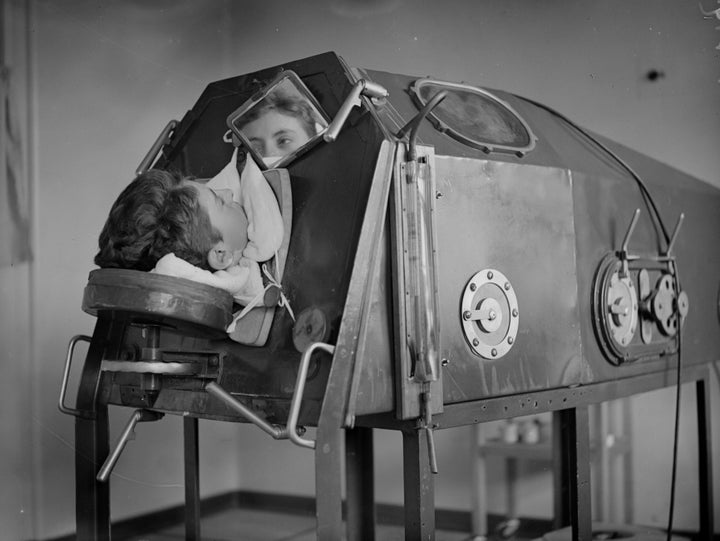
[118,507,486,541]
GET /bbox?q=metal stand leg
[470,424,488,540]
[346,427,375,541]
[184,416,201,541]
[696,374,714,541]
[75,410,110,541]
[403,429,435,541]
[316,426,345,541]
[554,407,592,541]
[75,318,118,541]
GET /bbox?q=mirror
[227,71,330,169]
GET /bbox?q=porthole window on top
[409,78,537,157]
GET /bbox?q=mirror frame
[226,70,331,169]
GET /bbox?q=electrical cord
[666,261,684,541]
[514,95,671,249]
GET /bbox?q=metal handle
[136,120,178,175]
[324,80,388,143]
[287,342,336,449]
[58,335,92,417]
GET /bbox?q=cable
[666,261,684,541]
[514,94,685,538]
[514,95,671,250]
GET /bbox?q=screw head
[504,282,511,290]
[507,336,514,345]
[491,348,498,357]
[487,271,494,280]
[470,283,477,291]
[512,308,519,317]
[463,310,472,320]
[472,338,480,347]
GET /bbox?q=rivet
[507,336,514,345]
[472,338,480,347]
[491,348,498,357]
[463,310,472,320]
[504,282,511,290]
[470,283,477,291]
[512,308,519,317]
[487,271,494,280]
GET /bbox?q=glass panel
[412,79,536,155]
[227,71,330,169]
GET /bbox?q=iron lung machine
[61,52,718,540]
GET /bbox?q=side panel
[574,168,720,382]
[434,157,585,402]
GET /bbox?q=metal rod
[96,409,162,482]
[621,208,641,255]
[205,382,289,440]
[136,120,177,175]
[323,81,364,143]
[665,212,685,256]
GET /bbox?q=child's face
[184,181,249,258]
[242,110,312,159]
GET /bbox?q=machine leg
[470,423,488,539]
[74,318,120,541]
[402,429,435,541]
[554,407,592,541]
[75,410,110,541]
[346,427,375,541]
[696,374,714,541]
[315,426,345,541]
[184,416,201,541]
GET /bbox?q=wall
[12,0,719,538]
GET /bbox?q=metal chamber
[76,51,720,429]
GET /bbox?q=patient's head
[238,90,318,159]
[96,169,249,273]
[94,169,181,271]
[154,180,249,271]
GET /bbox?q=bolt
[504,282,511,291]
[488,310,496,321]
[441,358,449,366]
[472,338,480,347]
[491,348,498,357]
[470,283,477,291]
[487,271,494,280]
[463,310,472,320]
[512,308,519,317]
[436,191,443,199]
[507,336,514,345]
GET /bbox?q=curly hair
[95,170,222,272]
[149,183,222,270]
[94,169,181,271]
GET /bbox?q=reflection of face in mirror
[237,90,320,162]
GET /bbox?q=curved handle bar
[58,335,92,417]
